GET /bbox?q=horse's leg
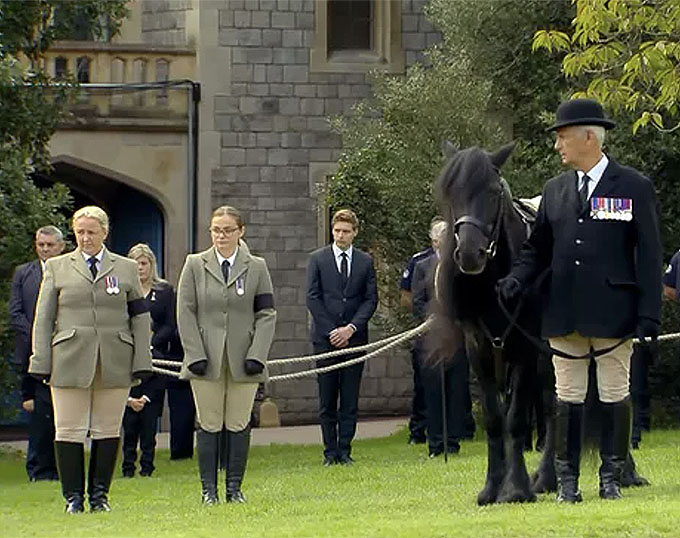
[465,329,505,506]
[531,352,557,494]
[621,450,651,488]
[497,355,536,503]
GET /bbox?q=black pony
[435,142,547,505]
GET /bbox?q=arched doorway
[34,157,166,275]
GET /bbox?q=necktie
[88,256,98,279]
[579,174,591,208]
[221,259,230,283]
[340,252,348,285]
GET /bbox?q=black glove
[244,359,264,375]
[188,359,208,376]
[635,317,660,343]
[30,373,50,384]
[496,276,522,303]
[133,370,153,382]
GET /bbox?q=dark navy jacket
[510,159,662,339]
[306,245,378,347]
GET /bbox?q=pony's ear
[441,140,458,158]
[489,142,516,168]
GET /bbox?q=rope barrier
[150,325,680,381]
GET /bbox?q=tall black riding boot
[599,396,631,500]
[197,429,220,505]
[554,400,583,503]
[226,426,251,503]
[55,441,85,514]
[88,438,120,512]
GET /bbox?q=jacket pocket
[52,329,76,346]
[606,277,639,290]
[118,331,134,346]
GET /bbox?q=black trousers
[316,346,365,459]
[25,382,57,480]
[166,380,196,459]
[422,350,468,454]
[408,343,427,442]
[122,396,163,475]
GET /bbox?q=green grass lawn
[2,427,680,538]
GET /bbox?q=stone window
[54,56,68,79]
[133,58,147,106]
[76,57,90,83]
[110,57,125,107]
[311,0,404,74]
[156,59,170,107]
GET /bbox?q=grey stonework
[142,0,440,425]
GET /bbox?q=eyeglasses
[210,226,240,236]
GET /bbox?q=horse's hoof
[622,472,651,488]
[477,487,499,506]
[498,485,537,504]
[531,471,557,494]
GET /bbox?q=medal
[105,276,120,295]
[236,276,245,296]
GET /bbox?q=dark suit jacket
[511,158,662,339]
[306,245,378,347]
[9,260,42,400]
[412,254,437,322]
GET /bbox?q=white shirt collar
[332,243,353,260]
[577,153,609,184]
[81,248,105,263]
[215,247,238,268]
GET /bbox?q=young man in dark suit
[306,209,378,466]
[9,225,65,481]
[498,99,662,503]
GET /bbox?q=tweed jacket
[177,246,276,383]
[28,248,152,388]
[510,158,662,339]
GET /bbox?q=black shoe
[139,470,153,477]
[55,441,85,514]
[322,456,336,467]
[226,490,247,504]
[122,471,134,478]
[337,454,354,465]
[88,438,119,513]
[408,436,426,445]
[447,444,460,455]
[428,450,443,459]
[197,429,220,505]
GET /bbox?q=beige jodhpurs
[550,332,633,404]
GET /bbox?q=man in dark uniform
[498,98,662,503]
[9,225,64,481]
[400,217,440,445]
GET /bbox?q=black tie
[221,260,230,283]
[88,256,98,279]
[340,252,348,286]
[579,174,591,208]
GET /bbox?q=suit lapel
[590,161,619,199]
[325,246,344,290]
[228,247,250,287]
[201,248,224,285]
[71,250,94,282]
[96,249,115,282]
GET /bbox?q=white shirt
[81,248,104,274]
[216,247,238,280]
[332,243,353,278]
[577,154,609,199]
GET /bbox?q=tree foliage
[0,0,129,420]
[533,0,680,133]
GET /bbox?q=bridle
[452,177,506,261]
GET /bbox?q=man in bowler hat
[497,98,662,502]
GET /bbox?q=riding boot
[225,426,250,503]
[88,438,119,512]
[55,441,85,514]
[554,400,583,503]
[196,429,220,505]
[599,396,631,500]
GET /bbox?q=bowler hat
[547,98,616,131]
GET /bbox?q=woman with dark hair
[177,205,276,505]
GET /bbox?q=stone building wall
[141,0,441,424]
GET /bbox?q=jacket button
[575,260,581,266]
[578,218,584,224]
[575,239,582,245]
[342,298,347,303]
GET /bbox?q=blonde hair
[430,221,448,241]
[331,209,359,230]
[72,206,109,233]
[127,243,166,286]
[211,205,244,228]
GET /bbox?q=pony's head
[436,142,515,275]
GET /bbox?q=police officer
[401,217,442,444]
[498,99,662,503]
